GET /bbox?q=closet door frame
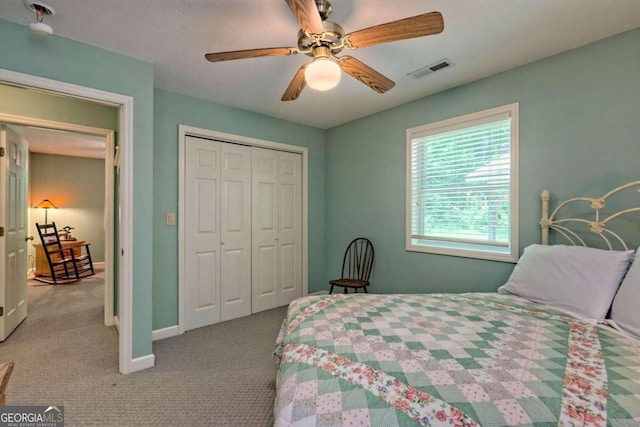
[177,125,308,334]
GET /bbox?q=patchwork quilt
[273,293,640,426]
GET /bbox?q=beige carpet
[0,269,288,426]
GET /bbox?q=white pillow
[499,244,633,322]
[610,248,640,338]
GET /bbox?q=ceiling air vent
[407,58,454,79]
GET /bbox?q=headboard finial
[540,189,551,245]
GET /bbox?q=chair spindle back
[341,237,374,282]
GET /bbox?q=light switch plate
[166,212,176,226]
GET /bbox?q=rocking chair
[35,222,94,284]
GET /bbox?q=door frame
[0,68,135,374]
[177,125,309,335]
[1,117,115,327]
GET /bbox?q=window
[406,103,519,262]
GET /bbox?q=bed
[274,181,640,426]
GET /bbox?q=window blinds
[411,115,512,247]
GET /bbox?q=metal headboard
[541,181,640,250]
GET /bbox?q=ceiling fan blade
[338,56,395,94]
[205,47,297,63]
[285,0,325,35]
[281,64,308,101]
[346,12,444,49]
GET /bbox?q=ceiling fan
[205,0,444,101]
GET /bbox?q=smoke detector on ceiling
[24,0,55,36]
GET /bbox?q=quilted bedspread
[273,293,640,426]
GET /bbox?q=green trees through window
[407,103,519,262]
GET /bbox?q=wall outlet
[165,212,176,226]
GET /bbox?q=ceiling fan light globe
[305,57,341,91]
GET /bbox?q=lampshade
[305,57,341,91]
[33,199,57,209]
[34,198,57,224]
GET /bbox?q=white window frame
[405,103,519,262]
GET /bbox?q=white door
[277,151,302,306]
[185,136,221,330]
[251,148,279,313]
[252,148,302,313]
[0,125,29,341]
[220,143,251,322]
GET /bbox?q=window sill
[406,242,518,263]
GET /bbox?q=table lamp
[33,199,57,224]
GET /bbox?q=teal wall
[152,89,326,329]
[324,28,640,294]
[0,18,154,358]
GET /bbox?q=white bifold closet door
[185,136,251,330]
[251,147,302,313]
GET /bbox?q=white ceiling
[1,1,640,129]
[14,126,105,159]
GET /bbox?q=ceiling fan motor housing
[297,21,345,56]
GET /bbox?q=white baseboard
[129,353,155,372]
[309,290,329,296]
[152,325,180,341]
[105,315,116,327]
[93,261,105,269]
[113,315,120,333]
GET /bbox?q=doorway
[0,68,136,373]
[15,124,115,327]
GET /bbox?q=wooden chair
[0,362,13,405]
[329,237,374,294]
[35,222,95,284]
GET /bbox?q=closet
[251,147,302,313]
[183,136,302,331]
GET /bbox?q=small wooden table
[0,362,13,405]
[33,240,86,276]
